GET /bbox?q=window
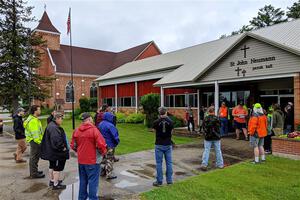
[118,97,136,107]
[188,94,198,107]
[90,82,98,98]
[103,98,115,106]
[65,81,74,103]
[165,93,197,108]
[165,95,174,107]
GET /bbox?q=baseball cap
[81,112,91,121]
[254,103,262,108]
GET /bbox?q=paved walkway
[0,131,253,200]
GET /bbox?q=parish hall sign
[229,44,276,77]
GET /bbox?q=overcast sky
[28,0,295,53]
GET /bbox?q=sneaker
[106,175,117,180]
[16,159,27,163]
[31,173,45,179]
[251,161,260,164]
[113,157,119,162]
[217,166,224,169]
[38,171,43,174]
[261,159,266,163]
[52,183,66,190]
[49,180,63,187]
[200,164,208,171]
[152,181,162,187]
[167,182,173,185]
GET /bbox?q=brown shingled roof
[35,11,60,34]
[50,41,155,75]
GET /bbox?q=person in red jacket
[248,103,267,164]
[71,113,107,200]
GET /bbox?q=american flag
[67,8,71,35]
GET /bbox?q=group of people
[11,104,120,199]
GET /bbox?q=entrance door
[279,96,294,109]
[259,96,278,110]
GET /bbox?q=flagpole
[69,7,75,130]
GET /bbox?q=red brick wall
[136,43,161,60]
[117,107,136,115]
[37,32,60,50]
[294,73,300,128]
[272,137,300,159]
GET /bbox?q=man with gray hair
[152,107,174,187]
[13,108,27,163]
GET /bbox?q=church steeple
[35,11,60,50]
[35,11,60,34]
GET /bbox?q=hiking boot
[106,175,117,180]
[152,181,162,187]
[16,159,27,163]
[113,157,119,162]
[167,182,173,185]
[200,164,208,171]
[52,183,66,190]
[31,173,45,179]
[38,171,43,174]
[251,161,260,164]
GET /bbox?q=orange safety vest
[219,106,228,118]
[248,114,267,138]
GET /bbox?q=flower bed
[272,135,300,160]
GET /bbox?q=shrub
[168,115,184,128]
[125,113,145,123]
[89,97,98,112]
[74,108,82,117]
[79,97,90,112]
[78,112,96,120]
[116,112,126,123]
[140,93,160,128]
[41,106,54,116]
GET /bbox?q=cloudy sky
[28,0,295,53]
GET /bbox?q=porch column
[295,73,300,128]
[214,81,219,116]
[197,89,200,126]
[115,84,118,112]
[135,81,138,113]
[160,87,164,107]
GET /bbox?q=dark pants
[187,117,195,131]
[78,164,100,200]
[220,117,228,136]
[29,141,41,176]
[264,134,273,152]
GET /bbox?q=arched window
[66,81,74,103]
[90,82,98,98]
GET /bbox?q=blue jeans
[220,117,228,136]
[155,145,173,184]
[284,125,292,134]
[201,140,224,168]
[78,164,100,200]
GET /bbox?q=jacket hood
[103,112,115,123]
[78,122,94,132]
[23,115,34,127]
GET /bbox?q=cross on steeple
[44,4,47,11]
[240,45,250,58]
[235,67,242,77]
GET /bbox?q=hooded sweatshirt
[98,112,120,148]
[248,108,267,138]
[71,122,107,165]
[13,114,25,140]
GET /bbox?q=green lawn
[141,156,300,200]
[52,118,195,155]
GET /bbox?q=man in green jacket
[24,105,45,178]
[272,104,284,136]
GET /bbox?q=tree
[0,0,52,113]
[249,5,287,29]
[287,0,300,19]
[140,93,160,128]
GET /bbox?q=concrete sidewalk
[0,132,252,200]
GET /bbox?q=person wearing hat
[71,112,107,199]
[284,102,294,134]
[232,102,249,140]
[41,113,69,190]
[13,108,27,163]
[248,103,267,164]
[152,107,174,186]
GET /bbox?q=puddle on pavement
[127,169,153,180]
[175,171,187,176]
[132,168,155,179]
[115,180,138,189]
[120,170,139,178]
[22,183,48,193]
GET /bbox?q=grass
[44,118,196,155]
[141,156,300,200]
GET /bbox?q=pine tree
[0,0,53,113]
[287,0,300,19]
[249,5,287,29]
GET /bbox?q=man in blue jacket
[98,112,119,180]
